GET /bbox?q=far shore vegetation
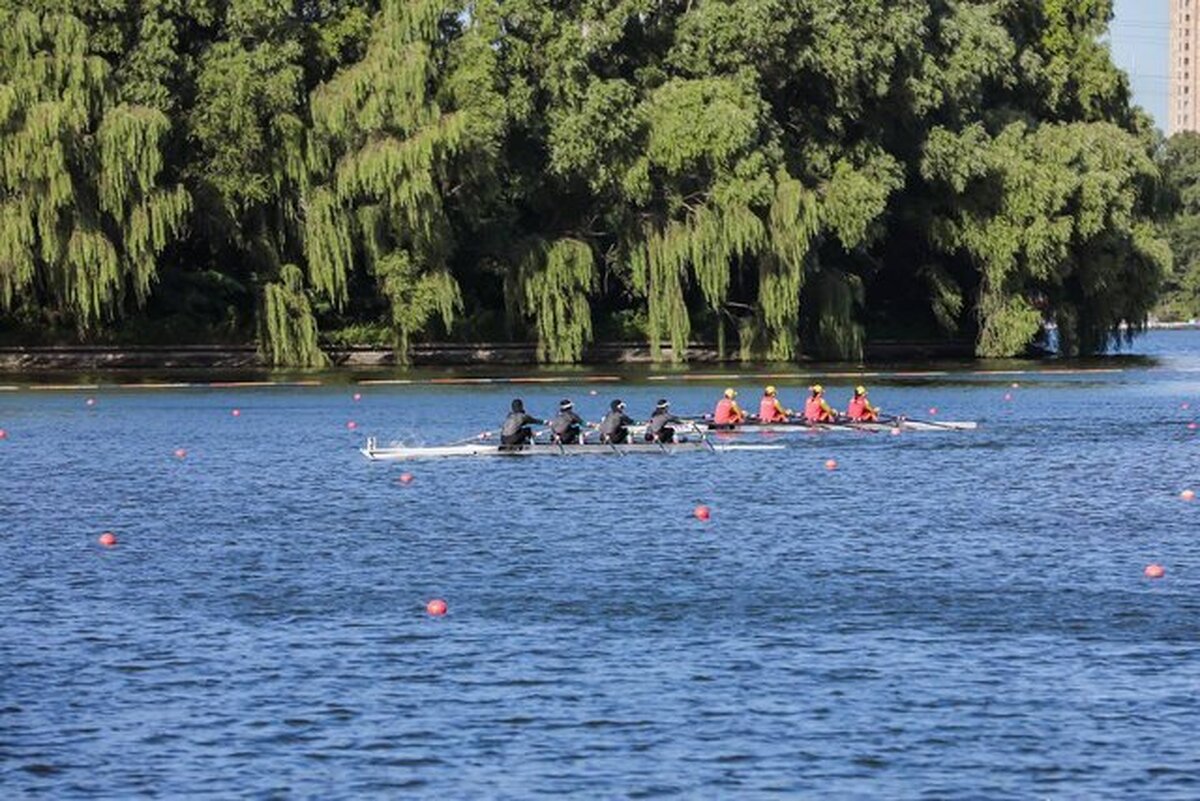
[4,1,1200,365]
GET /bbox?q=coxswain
[803,384,838,423]
[549,398,584,444]
[598,399,636,444]
[713,388,748,426]
[646,399,682,443]
[500,399,546,447]
[846,385,881,422]
[758,385,792,423]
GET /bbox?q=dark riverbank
[0,340,975,371]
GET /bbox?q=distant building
[1172,0,1200,135]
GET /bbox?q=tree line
[0,0,1179,365]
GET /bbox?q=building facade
[1172,0,1200,135]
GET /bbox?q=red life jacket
[847,396,871,420]
[804,395,830,422]
[760,396,785,422]
[714,398,741,424]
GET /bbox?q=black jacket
[647,410,681,437]
[598,409,635,438]
[501,411,542,438]
[550,410,584,438]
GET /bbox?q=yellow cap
[724,387,737,399]
[765,385,776,396]
[811,384,824,394]
[855,385,867,395]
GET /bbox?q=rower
[713,388,748,426]
[598,399,635,444]
[846,385,881,422]
[803,384,837,423]
[758,385,792,423]
[549,398,584,444]
[645,398,681,443]
[500,399,546,447]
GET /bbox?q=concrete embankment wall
[0,340,973,370]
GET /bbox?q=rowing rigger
[361,437,785,461]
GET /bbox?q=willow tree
[187,0,375,366]
[260,263,326,366]
[0,7,189,329]
[304,0,505,361]
[923,121,1169,356]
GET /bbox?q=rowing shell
[632,419,977,436]
[361,437,784,461]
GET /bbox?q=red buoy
[98,531,117,547]
[173,448,187,459]
[693,504,711,521]
[0,429,7,440]
[825,458,838,471]
[346,420,358,430]
[1181,490,1196,502]
[398,472,414,485]
[231,408,241,417]
[353,392,362,402]
[928,407,938,416]
[426,598,448,616]
[1189,423,1197,432]
[1144,564,1166,579]
[85,397,96,407]
[1003,393,1013,402]
[1182,402,1191,411]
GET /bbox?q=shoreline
[0,339,977,371]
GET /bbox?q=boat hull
[361,440,784,461]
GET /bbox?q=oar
[450,430,494,446]
[687,421,717,453]
[891,415,963,431]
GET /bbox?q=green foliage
[0,6,190,330]
[1161,134,1200,321]
[515,238,597,363]
[261,264,326,367]
[0,0,1169,363]
[923,121,1168,356]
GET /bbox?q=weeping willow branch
[376,250,461,362]
[300,0,472,363]
[757,177,821,360]
[261,264,327,367]
[516,238,597,363]
[0,9,189,330]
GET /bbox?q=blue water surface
[3,332,1200,798]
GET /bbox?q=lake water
[3,332,1200,798]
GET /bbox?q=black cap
[511,399,524,412]
[610,399,624,411]
[655,398,669,409]
[559,399,573,410]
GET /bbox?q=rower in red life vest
[803,384,837,423]
[758,385,792,423]
[846,385,881,422]
[713,388,748,426]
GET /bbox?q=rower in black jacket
[501,399,546,447]
[645,398,682,443]
[598,399,636,444]
[549,399,584,444]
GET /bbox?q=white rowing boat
[361,437,784,461]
